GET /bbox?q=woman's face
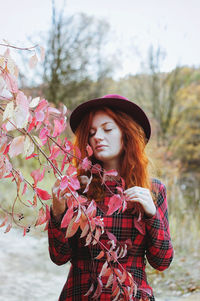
[88,111,123,170]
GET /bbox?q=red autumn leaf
[3,72,18,93]
[107,194,122,215]
[0,215,8,227]
[81,157,91,171]
[22,183,27,195]
[49,145,60,160]
[86,200,96,218]
[45,204,50,221]
[36,188,51,200]
[121,270,127,283]
[35,207,46,226]
[74,145,81,159]
[106,231,117,244]
[39,127,50,145]
[92,278,103,299]
[99,261,108,278]
[93,227,102,245]
[85,231,92,246]
[106,272,113,288]
[91,163,102,174]
[31,168,45,186]
[86,144,93,156]
[65,216,80,238]
[69,176,80,191]
[80,222,89,238]
[95,250,105,260]
[9,136,25,158]
[84,283,94,297]
[52,119,66,137]
[110,251,118,262]
[61,208,74,228]
[25,153,38,160]
[4,223,12,233]
[104,169,118,177]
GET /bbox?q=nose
[94,128,104,140]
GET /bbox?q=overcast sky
[1,0,200,78]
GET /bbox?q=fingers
[124,187,150,201]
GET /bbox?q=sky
[1,0,200,78]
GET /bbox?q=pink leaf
[107,194,122,215]
[22,183,27,195]
[91,163,102,174]
[61,208,74,228]
[52,119,66,137]
[0,215,8,228]
[104,169,118,177]
[65,216,80,238]
[86,144,93,156]
[36,188,51,200]
[4,72,18,93]
[69,176,80,191]
[4,223,12,233]
[80,222,89,238]
[9,136,25,158]
[92,278,103,299]
[85,231,92,246]
[35,207,46,226]
[35,110,45,122]
[60,175,68,190]
[84,283,94,297]
[81,157,91,171]
[45,204,50,220]
[39,127,50,145]
[99,261,108,277]
[106,231,117,244]
[25,153,38,160]
[35,99,48,113]
[92,227,102,245]
[31,168,45,186]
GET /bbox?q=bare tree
[42,2,115,107]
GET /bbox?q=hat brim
[69,97,151,142]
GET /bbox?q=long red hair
[73,107,150,195]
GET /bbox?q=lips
[95,145,107,150]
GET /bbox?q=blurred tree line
[22,2,200,208]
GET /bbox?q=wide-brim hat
[69,94,151,142]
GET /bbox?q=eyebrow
[90,122,114,130]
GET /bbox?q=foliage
[0,45,145,301]
[42,5,115,108]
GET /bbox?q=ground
[0,228,199,301]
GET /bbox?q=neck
[103,160,120,173]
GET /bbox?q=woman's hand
[124,186,156,218]
[52,179,67,221]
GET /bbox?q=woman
[48,94,174,301]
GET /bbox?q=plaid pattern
[48,178,173,300]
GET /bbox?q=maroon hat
[69,94,151,142]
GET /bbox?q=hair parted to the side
[73,107,151,200]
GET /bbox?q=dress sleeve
[48,207,72,265]
[145,180,174,271]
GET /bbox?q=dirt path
[0,228,199,301]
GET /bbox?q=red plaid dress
[48,178,174,300]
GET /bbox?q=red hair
[73,107,150,194]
